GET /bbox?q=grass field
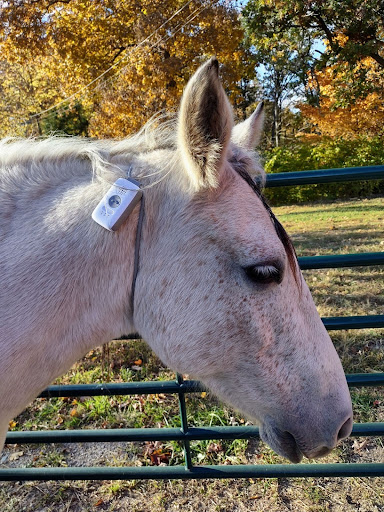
[1,196,383,512]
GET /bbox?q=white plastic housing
[92,178,143,231]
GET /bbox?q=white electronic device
[92,177,143,231]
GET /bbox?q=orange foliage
[300,57,384,138]
[0,1,251,138]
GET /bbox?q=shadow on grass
[291,227,383,253]
[278,203,384,218]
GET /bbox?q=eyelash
[244,264,283,285]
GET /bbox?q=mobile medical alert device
[92,177,143,231]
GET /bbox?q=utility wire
[28,0,203,120]
[99,0,213,89]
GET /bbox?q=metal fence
[2,165,384,481]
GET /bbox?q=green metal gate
[2,165,384,481]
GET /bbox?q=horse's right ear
[177,58,233,192]
[231,102,265,150]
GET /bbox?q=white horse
[0,59,352,463]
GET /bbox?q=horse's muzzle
[260,413,353,464]
[260,420,303,463]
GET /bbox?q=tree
[242,0,384,69]
[242,6,317,146]
[242,1,384,144]
[0,0,254,138]
[0,49,82,137]
[300,56,384,138]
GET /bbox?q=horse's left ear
[177,58,233,191]
[231,102,265,149]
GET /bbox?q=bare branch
[313,13,337,52]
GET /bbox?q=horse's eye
[244,264,283,285]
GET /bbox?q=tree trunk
[274,100,279,147]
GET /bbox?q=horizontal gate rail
[33,372,384,399]
[38,380,203,398]
[265,164,384,187]
[5,422,384,445]
[323,315,384,330]
[298,252,384,269]
[1,463,384,482]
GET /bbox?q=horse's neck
[0,172,139,397]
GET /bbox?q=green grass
[276,197,383,255]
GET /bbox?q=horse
[0,58,352,463]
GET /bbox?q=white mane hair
[0,114,265,197]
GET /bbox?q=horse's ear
[177,58,233,191]
[231,102,265,150]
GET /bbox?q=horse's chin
[259,419,304,464]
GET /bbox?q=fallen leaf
[144,441,171,465]
[9,451,24,461]
[149,450,171,465]
[353,439,369,452]
[207,442,223,453]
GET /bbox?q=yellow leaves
[301,57,384,138]
[9,451,24,462]
[0,0,250,138]
[334,31,349,48]
[8,420,17,429]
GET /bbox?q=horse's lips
[259,420,304,463]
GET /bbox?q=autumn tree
[242,0,384,144]
[242,0,384,69]
[242,3,319,146]
[300,55,384,138]
[0,45,91,136]
[0,0,254,138]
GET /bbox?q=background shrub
[263,136,384,205]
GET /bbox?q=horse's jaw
[199,366,353,464]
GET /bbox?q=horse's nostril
[338,416,353,441]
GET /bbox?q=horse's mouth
[260,420,304,463]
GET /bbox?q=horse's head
[133,59,352,463]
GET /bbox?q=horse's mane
[0,115,266,196]
[0,114,176,165]
[0,116,179,198]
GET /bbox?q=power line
[28,0,203,120]
[101,0,214,89]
